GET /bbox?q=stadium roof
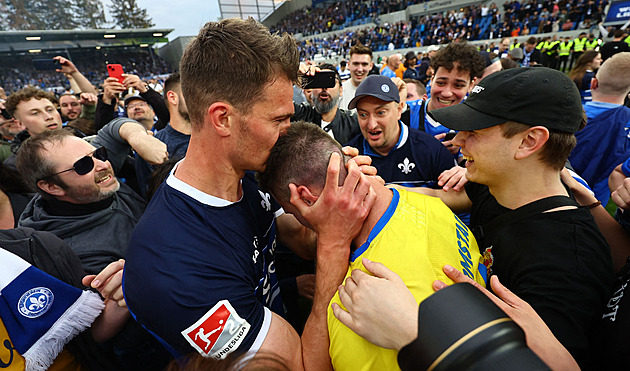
[0,28,173,55]
[218,0,286,21]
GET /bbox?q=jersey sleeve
[123,186,272,359]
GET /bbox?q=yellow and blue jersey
[328,188,487,371]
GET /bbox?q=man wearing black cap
[405,67,614,369]
[95,73,169,131]
[345,75,456,188]
[124,95,155,130]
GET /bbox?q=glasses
[127,102,148,110]
[39,147,108,180]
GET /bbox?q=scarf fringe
[22,290,105,371]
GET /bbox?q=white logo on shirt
[398,158,415,174]
[258,191,271,211]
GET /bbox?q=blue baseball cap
[348,75,400,109]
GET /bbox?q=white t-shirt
[340,79,359,111]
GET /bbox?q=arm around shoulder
[393,184,472,213]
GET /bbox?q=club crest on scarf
[18,287,54,318]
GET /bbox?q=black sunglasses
[40,147,108,180]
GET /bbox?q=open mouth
[319,92,330,100]
[367,129,382,141]
[96,174,112,185]
[47,123,59,130]
[437,98,455,105]
[462,155,474,164]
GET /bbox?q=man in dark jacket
[292,63,360,144]
[15,129,145,275]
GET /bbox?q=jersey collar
[350,188,400,262]
[362,121,408,157]
[166,159,240,207]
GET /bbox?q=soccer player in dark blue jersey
[122,18,375,370]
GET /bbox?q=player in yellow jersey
[257,121,487,371]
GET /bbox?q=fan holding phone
[292,63,361,144]
[95,66,170,132]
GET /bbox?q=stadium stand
[286,0,609,61]
[0,29,173,94]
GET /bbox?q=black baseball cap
[348,75,400,109]
[429,67,582,133]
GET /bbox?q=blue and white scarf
[0,249,104,370]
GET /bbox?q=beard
[58,170,120,204]
[313,93,340,114]
[178,105,191,123]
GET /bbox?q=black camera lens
[398,283,550,371]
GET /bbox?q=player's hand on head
[343,146,380,179]
[288,152,375,246]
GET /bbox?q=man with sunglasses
[4,86,168,177]
[15,129,173,370]
[16,129,145,275]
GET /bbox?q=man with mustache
[292,63,360,144]
[16,129,144,275]
[15,128,173,369]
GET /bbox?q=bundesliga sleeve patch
[181,300,251,359]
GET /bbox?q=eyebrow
[435,77,468,84]
[358,104,391,112]
[274,112,294,121]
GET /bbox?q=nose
[452,131,466,147]
[366,115,378,130]
[43,111,55,121]
[441,86,453,98]
[93,155,110,172]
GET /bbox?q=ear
[166,90,178,106]
[206,102,234,137]
[590,77,598,91]
[37,180,66,198]
[296,185,319,206]
[514,126,549,160]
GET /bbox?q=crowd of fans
[0,48,173,95]
[270,0,428,36]
[291,0,607,60]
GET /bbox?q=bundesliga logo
[182,300,251,359]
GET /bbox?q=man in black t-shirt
[404,67,614,370]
